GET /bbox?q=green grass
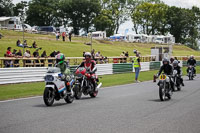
[0,66,199,101]
[0,29,200,57]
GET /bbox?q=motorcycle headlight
[45,75,54,81]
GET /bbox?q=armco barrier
[0,62,156,85]
[113,63,133,73]
[150,62,160,70]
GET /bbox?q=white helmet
[84,52,91,57]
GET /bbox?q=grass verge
[0,66,199,101]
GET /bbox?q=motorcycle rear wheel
[43,87,55,106]
[74,85,82,99]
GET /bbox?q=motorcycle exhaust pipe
[97,82,102,89]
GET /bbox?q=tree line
[0,0,200,49]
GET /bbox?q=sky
[12,0,200,34]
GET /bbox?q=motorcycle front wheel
[74,85,82,99]
[159,86,166,101]
[43,87,55,106]
[64,94,74,103]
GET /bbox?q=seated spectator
[12,49,17,55]
[48,50,57,67]
[16,40,24,47]
[33,49,40,67]
[4,54,10,67]
[14,49,23,67]
[6,47,14,57]
[24,50,32,67]
[41,50,47,67]
[23,40,32,48]
[32,41,42,50]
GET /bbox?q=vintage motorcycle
[43,67,75,106]
[158,73,173,101]
[172,69,181,91]
[188,65,195,80]
[73,67,102,99]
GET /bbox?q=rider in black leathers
[157,58,174,91]
[172,60,184,86]
[187,55,196,76]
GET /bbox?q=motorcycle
[188,65,194,80]
[73,67,102,99]
[172,70,181,91]
[157,73,172,101]
[43,67,75,106]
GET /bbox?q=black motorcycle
[173,70,181,91]
[188,65,195,80]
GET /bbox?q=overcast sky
[12,0,200,34]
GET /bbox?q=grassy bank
[0,30,200,57]
[0,66,199,101]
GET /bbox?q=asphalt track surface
[0,75,200,133]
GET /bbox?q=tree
[26,0,58,26]
[60,0,101,35]
[0,0,14,16]
[13,1,28,16]
[131,2,168,35]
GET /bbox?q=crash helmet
[84,52,92,61]
[162,58,169,65]
[55,53,65,64]
[173,60,179,67]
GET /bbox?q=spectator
[83,51,85,57]
[91,49,95,60]
[0,33,3,39]
[6,47,14,57]
[48,50,57,66]
[125,51,129,57]
[69,32,72,42]
[95,51,100,57]
[33,49,40,67]
[12,49,17,55]
[32,41,41,49]
[24,50,31,67]
[4,54,10,67]
[56,32,60,41]
[124,51,129,63]
[62,32,66,41]
[133,53,141,83]
[14,49,22,67]
[16,40,24,47]
[23,40,32,48]
[120,51,125,63]
[41,50,47,67]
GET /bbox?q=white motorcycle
[173,69,181,91]
[43,67,74,106]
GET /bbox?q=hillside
[0,30,199,57]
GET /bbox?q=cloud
[161,0,200,8]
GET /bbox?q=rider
[157,58,174,91]
[172,60,184,86]
[78,52,97,91]
[187,55,196,76]
[55,53,71,93]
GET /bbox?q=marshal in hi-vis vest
[134,57,140,68]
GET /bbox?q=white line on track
[0,96,42,103]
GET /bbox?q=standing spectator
[33,49,40,67]
[41,50,47,67]
[69,32,72,42]
[120,51,125,63]
[91,49,95,60]
[124,51,129,63]
[125,51,129,57]
[56,32,60,41]
[62,32,66,41]
[133,53,141,83]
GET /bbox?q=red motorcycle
[73,67,102,99]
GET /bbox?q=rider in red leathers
[78,52,98,90]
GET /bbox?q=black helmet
[162,58,169,65]
[55,53,65,64]
[173,60,178,67]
